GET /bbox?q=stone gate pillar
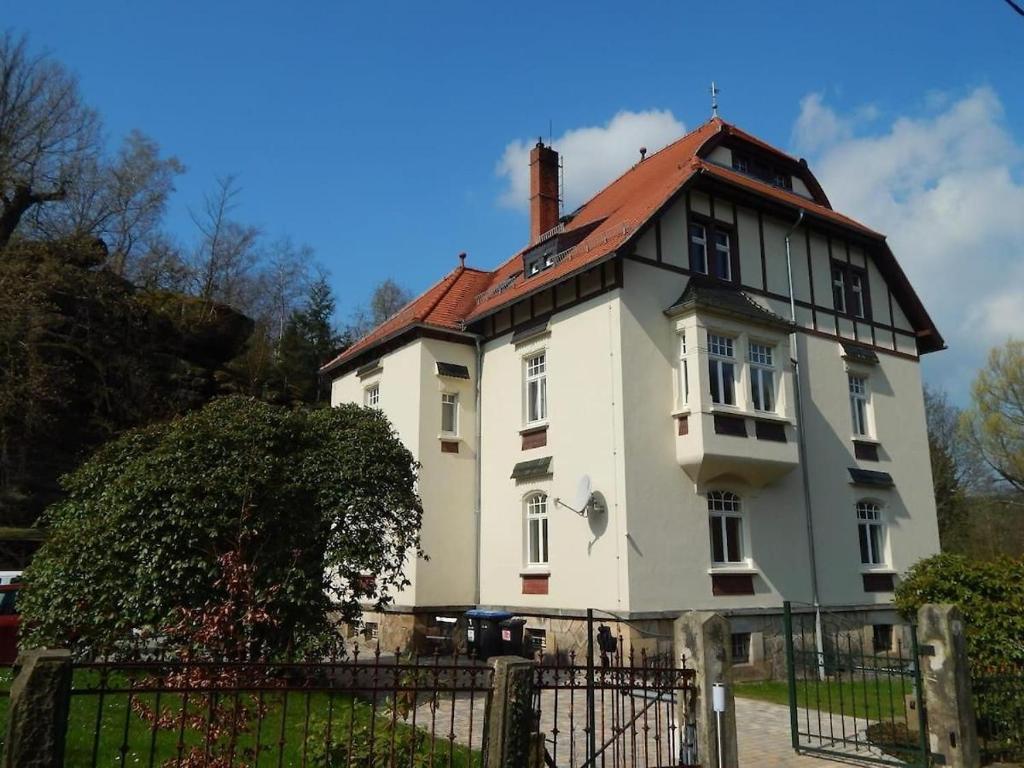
[2,649,73,768]
[674,611,738,768]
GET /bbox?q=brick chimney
[529,140,559,242]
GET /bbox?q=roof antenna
[710,81,720,118]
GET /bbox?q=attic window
[732,152,792,191]
[527,251,557,277]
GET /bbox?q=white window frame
[678,332,690,408]
[524,352,548,426]
[832,266,847,314]
[441,392,458,436]
[364,383,380,408]
[857,501,887,566]
[525,492,549,567]
[748,342,775,413]
[689,222,708,274]
[850,272,866,318]
[707,333,737,407]
[708,490,744,566]
[849,374,871,437]
[713,229,732,281]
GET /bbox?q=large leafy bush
[894,553,1024,668]
[20,396,422,656]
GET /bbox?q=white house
[322,116,943,674]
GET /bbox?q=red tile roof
[321,264,492,372]
[322,117,940,373]
[467,119,723,321]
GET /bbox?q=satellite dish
[573,475,593,512]
[556,475,594,516]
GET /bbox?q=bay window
[748,342,775,412]
[679,332,690,407]
[708,334,736,406]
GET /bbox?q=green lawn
[1,668,481,767]
[734,678,917,723]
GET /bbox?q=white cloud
[794,87,1024,399]
[496,109,685,213]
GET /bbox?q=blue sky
[6,1,1024,400]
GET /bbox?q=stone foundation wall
[338,605,907,681]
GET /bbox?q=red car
[0,583,21,665]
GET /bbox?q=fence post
[916,604,980,768]
[2,649,72,768]
[673,611,738,768]
[482,655,541,768]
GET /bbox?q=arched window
[708,491,743,565]
[856,501,886,565]
[526,493,549,566]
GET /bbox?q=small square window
[731,632,752,664]
[364,621,379,641]
[527,628,547,654]
[872,624,893,654]
[365,384,380,408]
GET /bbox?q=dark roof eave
[465,249,620,326]
[663,298,795,330]
[320,322,479,377]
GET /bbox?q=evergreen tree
[278,275,344,403]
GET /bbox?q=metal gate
[532,645,695,767]
[783,601,930,767]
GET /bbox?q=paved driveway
[737,697,891,767]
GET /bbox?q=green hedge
[894,553,1024,669]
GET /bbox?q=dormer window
[731,151,792,190]
[524,242,559,279]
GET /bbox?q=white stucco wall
[477,291,630,612]
[330,337,480,608]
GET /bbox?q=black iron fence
[532,641,695,768]
[972,662,1024,765]
[64,646,491,767]
[783,602,929,768]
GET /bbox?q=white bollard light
[712,682,727,713]
[712,682,727,768]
